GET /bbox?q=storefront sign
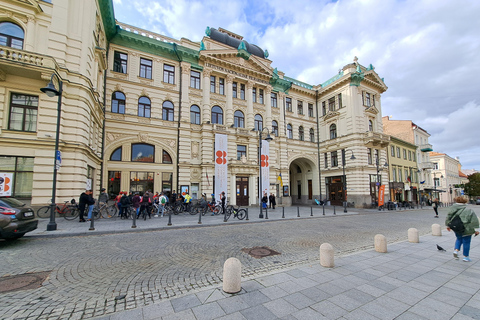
[0,173,13,197]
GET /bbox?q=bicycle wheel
[107,204,118,219]
[100,205,110,219]
[236,209,247,220]
[36,206,51,218]
[64,207,78,220]
[215,205,222,215]
[189,205,198,215]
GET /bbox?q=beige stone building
[429,152,465,203]
[0,0,389,208]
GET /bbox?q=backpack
[161,196,166,204]
[448,214,465,234]
[120,195,129,205]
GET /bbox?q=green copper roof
[321,71,344,88]
[98,0,117,41]
[283,76,313,90]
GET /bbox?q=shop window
[0,156,34,197]
[131,144,154,162]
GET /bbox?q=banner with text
[378,185,385,207]
[215,133,228,203]
[0,173,13,197]
[260,141,270,203]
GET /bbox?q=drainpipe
[315,89,322,200]
[100,47,108,192]
[173,43,182,193]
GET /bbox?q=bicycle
[91,202,111,219]
[120,204,135,219]
[37,200,78,220]
[224,205,246,221]
[201,201,222,216]
[138,204,151,220]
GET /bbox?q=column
[278,91,285,136]
[180,62,190,121]
[202,68,211,123]
[225,75,234,126]
[265,87,272,127]
[25,16,35,51]
[246,81,254,129]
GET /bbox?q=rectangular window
[372,95,375,107]
[399,169,403,182]
[433,162,439,170]
[297,101,303,115]
[162,172,173,194]
[190,70,201,89]
[237,145,246,160]
[113,51,128,73]
[286,97,292,112]
[0,156,34,197]
[338,93,342,108]
[367,148,372,165]
[259,89,264,104]
[219,78,225,95]
[322,101,326,116]
[396,147,400,158]
[392,167,397,182]
[240,84,245,100]
[163,64,175,84]
[308,103,314,117]
[271,92,277,108]
[232,82,238,98]
[252,88,257,103]
[328,97,335,111]
[408,150,412,161]
[412,152,416,162]
[391,146,395,157]
[139,58,152,79]
[324,153,328,168]
[375,149,379,164]
[365,92,371,107]
[9,93,38,132]
[210,76,216,93]
[403,149,407,160]
[331,151,338,167]
[405,169,409,182]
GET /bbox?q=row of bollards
[222,223,445,293]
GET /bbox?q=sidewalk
[29,204,370,238]
[88,229,480,320]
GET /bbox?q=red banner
[378,185,385,207]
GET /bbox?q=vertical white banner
[260,141,270,203]
[0,173,13,197]
[215,133,228,203]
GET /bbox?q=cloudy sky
[112,0,480,170]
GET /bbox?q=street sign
[55,150,62,170]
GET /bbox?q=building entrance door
[236,176,249,206]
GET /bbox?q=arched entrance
[289,157,318,205]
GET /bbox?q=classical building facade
[0,0,389,208]
[429,152,464,203]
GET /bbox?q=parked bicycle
[37,200,78,220]
[224,205,246,221]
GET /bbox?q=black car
[0,197,38,240]
[476,198,480,205]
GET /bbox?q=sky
[112,0,480,171]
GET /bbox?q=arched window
[272,120,278,136]
[138,96,151,118]
[211,106,223,124]
[111,91,125,114]
[162,150,172,164]
[368,120,373,132]
[131,143,154,162]
[330,124,337,139]
[110,147,122,161]
[234,110,244,128]
[310,128,315,142]
[0,22,24,49]
[254,114,263,131]
[287,124,293,139]
[162,101,174,121]
[190,105,201,124]
[299,126,304,141]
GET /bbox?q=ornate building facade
[0,0,390,208]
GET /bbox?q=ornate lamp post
[40,73,63,231]
[342,149,356,213]
[256,127,273,218]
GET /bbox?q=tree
[464,173,480,198]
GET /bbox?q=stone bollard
[408,228,419,243]
[432,224,442,236]
[223,258,242,294]
[319,243,334,268]
[374,234,387,253]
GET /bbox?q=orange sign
[378,185,385,207]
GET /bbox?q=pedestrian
[85,190,95,220]
[132,192,141,216]
[98,188,109,205]
[269,193,276,209]
[221,191,226,214]
[78,190,89,222]
[139,192,151,218]
[119,192,131,218]
[445,196,479,262]
[262,192,268,209]
[433,198,439,218]
[158,192,167,217]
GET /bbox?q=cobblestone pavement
[0,206,468,320]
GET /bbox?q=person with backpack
[132,192,141,216]
[445,196,479,262]
[158,192,167,217]
[139,191,152,218]
[119,192,131,218]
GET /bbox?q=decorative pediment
[365,106,379,115]
[200,50,272,76]
[363,71,388,92]
[323,111,340,121]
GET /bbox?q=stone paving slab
[88,229,480,320]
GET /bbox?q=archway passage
[289,158,317,205]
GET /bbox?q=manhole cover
[242,246,281,259]
[0,271,50,293]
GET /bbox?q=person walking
[262,192,268,209]
[158,192,167,217]
[445,196,479,262]
[132,192,141,217]
[85,190,95,221]
[433,198,439,218]
[221,191,226,215]
[269,193,276,209]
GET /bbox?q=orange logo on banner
[378,185,385,206]
[261,155,269,168]
[4,177,10,192]
[215,150,227,165]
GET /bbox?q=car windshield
[0,198,26,207]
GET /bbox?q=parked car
[0,197,38,240]
[476,198,480,205]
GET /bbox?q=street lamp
[342,149,356,213]
[40,73,63,231]
[376,157,388,210]
[255,126,273,218]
